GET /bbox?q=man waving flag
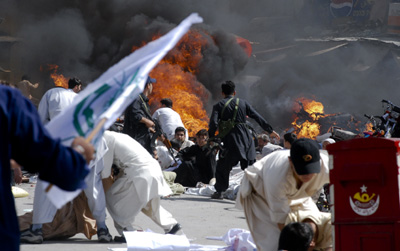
[41,13,203,208]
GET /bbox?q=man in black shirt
[123,76,156,156]
[208,80,280,199]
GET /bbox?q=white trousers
[32,164,106,224]
[106,176,177,235]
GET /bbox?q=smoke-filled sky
[1,0,253,95]
[2,0,400,134]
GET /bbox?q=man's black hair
[278,222,314,251]
[284,132,297,145]
[21,74,30,81]
[196,129,208,137]
[68,77,82,89]
[161,98,173,108]
[175,126,186,134]
[221,80,235,95]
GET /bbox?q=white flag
[41,13,203,208]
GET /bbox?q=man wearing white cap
[237,138,330,251]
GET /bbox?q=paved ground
[14,182,249,251]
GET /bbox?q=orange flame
[292,120,321,139]
[291,98,329,139]
[135,30,210,137]
[365,122,374,132]
[47,64,68,89]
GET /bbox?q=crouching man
[237,138,329,251]
[102,131,182,242]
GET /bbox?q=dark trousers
[173,161,200,187]
[214,150,249,193]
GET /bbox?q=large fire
[133,30,210,137]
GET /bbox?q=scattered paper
[124,231,190,251]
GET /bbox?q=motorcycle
[363,99,400,138]
[318,100,400,213]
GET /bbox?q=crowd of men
[1,75,335,251]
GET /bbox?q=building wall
[0,14,20,84]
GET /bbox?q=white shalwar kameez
[32,138,108,224]
[102,131,177,235]
[33,87,107,225]
[37,87,77,124]
[236,150,330,251]
[152,107,187,140]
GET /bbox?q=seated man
[174,126,194,150]
[261,134,283,157]
[101,130,182,242]
[173,129,217,187]
[257,133,283,158]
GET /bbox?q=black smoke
[1,0,250,95]
[1,0,398,134]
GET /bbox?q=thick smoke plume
[2,0,252,89]
[2,0,399,134]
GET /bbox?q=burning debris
[289,97,365,139]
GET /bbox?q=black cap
[290,138,321,175]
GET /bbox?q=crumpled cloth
[185,167,244,200]
[222,228,256,251]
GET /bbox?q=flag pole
[84,117,107,143]
[45,117,108,193]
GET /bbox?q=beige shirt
[237,150,330,251]
[16,80,37,98]
[286,205,332,250]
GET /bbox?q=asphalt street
[14,182,249,251]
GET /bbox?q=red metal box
[328,137,400,223]
[334,223,400,251]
